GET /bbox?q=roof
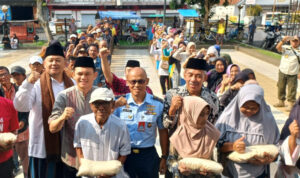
[98,11,140,20]
[177,9,199,17]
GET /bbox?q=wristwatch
[161,155,168,160]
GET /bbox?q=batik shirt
[162,85,220,136]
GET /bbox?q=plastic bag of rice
[179,158,223,175]
[228,144,279,163]
[0,132,17,146]
[77,158,122,177]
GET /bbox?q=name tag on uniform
[138,122,145,132]
[122,108,132,112]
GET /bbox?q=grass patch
[119,40,150,47]
[20,40,48,48]
[239,43,281,60]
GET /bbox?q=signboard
[0,5,12,21]
[246,0,256,5]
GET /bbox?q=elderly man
[14,42,74,178]
[49,56,98,177]
[100,48,152,96]
[163,58,219,134]
[74,88,131,178]
[274,35,300,111]
[114,67,168,178]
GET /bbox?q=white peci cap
[29,56,43,64]
[70,34,77,38]
[89,88,115,103]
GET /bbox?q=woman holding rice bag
[216,84,280,178]
[167,96,220,178]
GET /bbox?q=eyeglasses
[92,101,111,109]
[128,79,146,85]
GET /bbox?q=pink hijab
[170,96,220,159]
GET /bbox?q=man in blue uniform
[114,67,168,178]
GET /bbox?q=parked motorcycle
[261,26,283,50]
[269,31,285,52]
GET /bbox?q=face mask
[209,57,217,63]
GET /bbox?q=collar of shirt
[91,113,111,131]
[127,93,152,106]
[179,85,205,96]
[75,86,95,99]
[51,77,64,87]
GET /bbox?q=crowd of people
[2,33,19,50]
[0,19,300,178]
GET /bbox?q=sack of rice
[77,158,122,177]
[179,158,223,175]
[228,144,279,163]
[0,132,17,146]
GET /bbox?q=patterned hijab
[170,96,220,159]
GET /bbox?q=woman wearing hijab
[275,97,300,178]
[216,64,240,96]
[167,96,220,178]
[150,38,171,95]
[173,42,197,85]
[241,68,256,80]
[207,58,227,93]
[216,84,280,178]
[220,53,233,66]
[205,46,220,70]
[219,72,249,107]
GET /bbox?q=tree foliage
[169,0,185,9]
[184,0,228,26]
[246,5,263,16]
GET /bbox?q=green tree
[246,5,263,16]
[185,0,228,26]
[169,0,185,9]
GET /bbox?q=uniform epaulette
[153,95,164,103]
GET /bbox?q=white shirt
[74,113,131,178]
[150,45,169,76]
[280,135,300,166]
[279,45,300,75]
[13,78,66,158]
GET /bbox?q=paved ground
[3,48,297,177]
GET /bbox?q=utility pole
[163,0,166,25]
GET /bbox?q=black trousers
[0,157,14,178]
[160,75,170,95]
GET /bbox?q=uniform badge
[147,123,152,128]
[285,54,289,58]
[138,122,145,132]
[128,115,133,119]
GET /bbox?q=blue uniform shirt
[93,57,106,86]
[114,93,164,148]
